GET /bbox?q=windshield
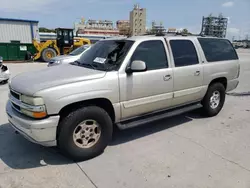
[75,40,134,71]
[69,45,91,56]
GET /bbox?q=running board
[117,103,202,130]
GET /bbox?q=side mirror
[126,60,147,74]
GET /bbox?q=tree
[181,28,192,35]
[182,28,188,34]
[39,27,55,33]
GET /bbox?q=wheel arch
[209,77,227,90]
[59,98,116,123]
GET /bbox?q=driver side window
[131,40,168,70]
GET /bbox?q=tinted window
[131,40,168,70]
[198,38,238,62]
[170,40,199,67]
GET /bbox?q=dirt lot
[0,50,250,188]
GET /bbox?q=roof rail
[139,32,209,37]
[154,32,207,37]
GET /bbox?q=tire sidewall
[58,106,113,161]
[41,48,57,62]
[202,83,226,116]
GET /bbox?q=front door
[119,39,174,119]
[167,39,204,106]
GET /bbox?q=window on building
[198,38,238,62]
[170,40,199,67]
[131,40,168,70]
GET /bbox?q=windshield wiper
[79,62,97,70]
[70,61,81,65]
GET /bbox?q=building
[0,18,39,43]
[129,4,146,36]
[149,21,166,34]
[117,20,130,36]
[232,40,250,48]
[200,14,228,38]
[74,18,119,36]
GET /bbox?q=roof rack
[139,33,209,38]
[154,32,206,37]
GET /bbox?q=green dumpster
[0,43,37,61]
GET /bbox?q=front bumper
[6,101,60,147]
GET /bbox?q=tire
[58,106,113,161]
[41,48,57,62]
[201,82,226,117]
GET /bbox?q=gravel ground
[0,50,250,188]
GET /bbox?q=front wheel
[58,106,113,161]
[41,48,57,62]
[201,83,226,117]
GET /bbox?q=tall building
[129,4,146,36]
[117,20,130,36]
[200,14,228,38]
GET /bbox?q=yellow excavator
[32,28,91,62]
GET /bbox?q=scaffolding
[200,14,228,38]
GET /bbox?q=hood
[10,64,106,96]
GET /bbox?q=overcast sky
[0,0,249,40]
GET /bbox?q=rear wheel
[41,48,57,62]
[58,106,113,161]
[201,82,226,117]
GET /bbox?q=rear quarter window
[198,38,239,62]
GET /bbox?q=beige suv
[6,35,240,161]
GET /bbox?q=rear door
[197,38,240,91]
[167,38,204,106]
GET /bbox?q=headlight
[54,60,62,64]
[20,95,47,118]
[48,60,61,67]
[21,95,45,106]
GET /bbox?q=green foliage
[39,27,55,33]
[181,28,192,35]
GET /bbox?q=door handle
[163,75,172,81]
[194,71,200,76]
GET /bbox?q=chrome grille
[12,103,21,111]
[10,89,20,100]
[9,89,46,115]
[9,89,22,113]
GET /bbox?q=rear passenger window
[131,40,168,70]
[170,40,199,67]
[198,38,238,62]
